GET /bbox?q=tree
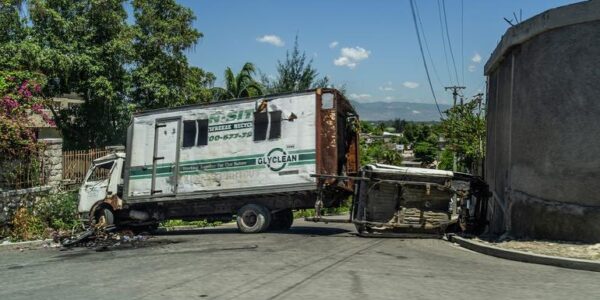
[212,62,262,100]
[440,97,486,173]
[27,0,134,149]
[131,0,213,109]
[262,36,329,93]
[359,139,402,166]
[414,140,437,166]
[0,1,25,44]
[392,119,408,133]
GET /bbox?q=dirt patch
[475,238,600,261]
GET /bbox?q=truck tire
[269,209,294,231]
[92,206,114,227]
[236,204,271,233]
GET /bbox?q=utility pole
[445,86,466,106]
[445,86,466,172]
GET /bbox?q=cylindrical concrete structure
[484,0,600,242]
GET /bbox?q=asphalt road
[1,220,599,300]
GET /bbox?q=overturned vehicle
[310,164,489,236]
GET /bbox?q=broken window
[196,119,209,146]
[253,111,282,141]
[183,119,209,147]
[269,111,282,139]
[182,120,196,148]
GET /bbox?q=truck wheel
[269,209,294,231]
[92,206,114,227]
[236,204,271,233]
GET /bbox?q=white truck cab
[78,153,125,214]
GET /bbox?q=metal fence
[62,149,112,184]
[0,158,46,191]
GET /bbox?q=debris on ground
[475,238,600,261]
[60,226,153,251]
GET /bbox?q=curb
[0,239,54,250]
[448,234,600,272]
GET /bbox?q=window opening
[182,120,196,147]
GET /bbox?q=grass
[160,219,223,229]
[293,198,352,219]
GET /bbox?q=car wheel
[236,204,271,233]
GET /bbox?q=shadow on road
[154,225,352,237]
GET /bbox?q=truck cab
[78,153,125,215]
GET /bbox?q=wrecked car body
[352,164,488,236]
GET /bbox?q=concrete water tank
[484,0,600,242]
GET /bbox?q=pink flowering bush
[0,71,52,159]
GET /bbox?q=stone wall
[40,138,63,190]
[0,186,51,229]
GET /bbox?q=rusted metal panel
[320,109,338,179]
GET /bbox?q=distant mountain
[350,101,450,121]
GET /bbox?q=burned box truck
[77,89,359,233]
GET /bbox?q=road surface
[1,219,598,299]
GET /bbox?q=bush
[6,192,81,241]
[36,192,81,232]
[9,207,46,241]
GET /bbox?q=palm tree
[212,62,263,100]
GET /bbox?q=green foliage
[359,121,375,134]
[0,0,216,149]
[9,207,45,241]
[414,140,438,166]
[213,62,263,100]
[440,98,486,172]
[5,192,81,241]
[131,0,214,109]
[392,118,408,133]
[261,36,329,93]
[359,139,402,166]
[36,192,81,231]
[161,219,222,228]
[293,197,352,219]
[437,148,454,171]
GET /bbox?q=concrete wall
[484,1,600,242]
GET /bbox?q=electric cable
[409,0,444,119]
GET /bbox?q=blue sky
[180,0,581,105]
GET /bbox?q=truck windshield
[87,161,114,182]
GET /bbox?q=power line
[461,0,465,85]
[409,0,443,119]
[442,0,460,86]
[414,0,445,87]
[437,0,455,86]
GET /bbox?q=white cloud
[385,96,395,101]
[379,81,395,91]
[468,65,477,72]
[402,81,420,89]
[472,52,482,63]
[329,41,339,49]
[333,46,371,69]
[412,110,421,114]
[256,35,284,47]
[348,93,372,100]
[334,57,356,69]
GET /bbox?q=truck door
[151,118,180,196]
